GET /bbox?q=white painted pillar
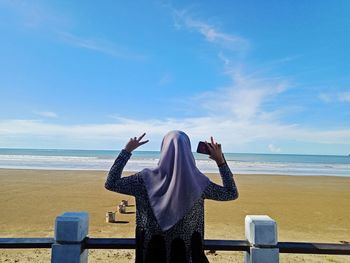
[244,215,279,263]
[51,212,89,263]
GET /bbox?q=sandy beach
[0,168,350,262]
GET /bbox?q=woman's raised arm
[202,136,239,201]
[104,133,149,196]
[203,163,238,200]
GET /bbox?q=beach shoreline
[1,167,349,178]
[1,168,350,262]
[1,148,349,177]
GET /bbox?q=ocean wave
[0,154,349,176]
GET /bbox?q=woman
[105,131,238,263]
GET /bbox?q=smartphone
[196,141,211,155]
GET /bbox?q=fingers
[211,136,215,146]
[210,136,219,150]
[137,133,146,141]
[205,141,213,154]
[125,133,147,152]
[137,133,148,146]
[139,140,149,146]
[205,141,211,148]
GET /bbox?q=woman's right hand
[206,136,225,166]
[124,133,149,153]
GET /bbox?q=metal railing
[0,212,349,262]
[1,237,349,254]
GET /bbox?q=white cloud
[338,92,350,102]
[172,9,249,52]
[2,3,348,153]
[218,52,230,66]
[157,73,173,86]
[268,143,281,153]
[34,111,58,118]
[169,8,288,123]
[194,66,288,122]
[59,32,145,60]
[319,93,332,103]
[1,117,350,151]
[0,0,67,29]
[319,92,350,103]
[0,1,144,60]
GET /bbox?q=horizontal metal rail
[84,238,135,250]
[203,239,250,252]
[1,238,350,255]
[0,238,54,249]
[277,242,350,255]
[83,238,250,251]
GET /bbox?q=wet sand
[0,169,350,262]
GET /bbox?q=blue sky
[0,0,349,154]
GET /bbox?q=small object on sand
[121,200,128,206]
[106,211,116,223]
[206,250,217,256]
[118,204,126,214]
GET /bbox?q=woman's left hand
[124,133,149,153]
[206,136,225,166]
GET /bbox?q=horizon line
[0,147,348,157]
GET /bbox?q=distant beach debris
[118,204,126,214]
[120,200,129,206]
[106,211,116,223]
[206,249,217,256]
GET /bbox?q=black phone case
[196,141,210,155]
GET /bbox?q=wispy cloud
[1,1,145,60]
[194,58,288,122]
[0,0,69,29]
[199,78,286,121]
[338,92,350,102]
[168,6,288,123]
[319,93,332,103]
[172,8,249,52]
[58,32,145,60]
[319,92,350,103]
[268,143,281,153]
[2,2,348,153]
[1,117,349,151]
[157,73,173,86]
[0,35,347,151]
[218,52,230,66]
[34,111,58,118]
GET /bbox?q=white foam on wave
[0,154,349,176]
[0,154,109,170]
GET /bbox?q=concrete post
[51,212,89,263]
[244,215,279,263]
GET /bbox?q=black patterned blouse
[105,149,238,263]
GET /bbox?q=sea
[0,148,349,177]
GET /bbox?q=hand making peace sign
[124,133,149,153]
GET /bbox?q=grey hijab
[140,130,210,231]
